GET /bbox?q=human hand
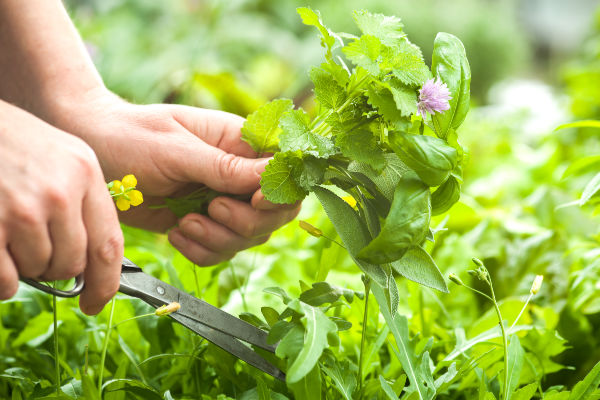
[0,101,123,315]
[52,93,300,266]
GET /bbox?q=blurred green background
[3,0,600,397]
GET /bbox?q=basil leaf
[358,178,431,264]
[431,32,471,139]
[431,175,461,215]
[389,131,458,187]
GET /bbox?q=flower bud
[299,220,322,238]
[530,275,543,295]
[471,258,484,267]
[448,273,464,286]
[155,302,181,316]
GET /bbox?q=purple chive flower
[417,77,452,117]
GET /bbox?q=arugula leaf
[358,178,431,264]
[241,99,293,154]
[279,109,336,158]
[260,151,307,204]
[431,32,471,139]
[505,336,525,400]
[285,300,338,383]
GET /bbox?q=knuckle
[45,186,69,209]
[239,220,258,238]
[12,204,41,228]
[94,233,124,265]
[48,259,86,281]
[215,153,241,183]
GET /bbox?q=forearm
[0,0,107,124]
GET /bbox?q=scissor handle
[20,274,85,298]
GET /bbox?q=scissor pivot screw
[156,286,165,295]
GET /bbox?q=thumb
[182,143,270,194]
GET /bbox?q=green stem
[489,284,509,400]
[358,278,371,396]
[229,261,248,312]
[52,291,60,394]
[111,312,155,330]
[508,293,533,333]
[98,298,116,396]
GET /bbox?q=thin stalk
[358,278,371,396]
[52,291,60,394]
[229,261,248,312]
[98,298,116,395]
[419,289,428,338]
[111,312,155,330]
[489,284,509,400]
[508,293,533,333]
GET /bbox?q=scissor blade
[169,312,285,381]
[119,266,275,351]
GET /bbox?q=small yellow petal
[129,190,144,206]
[111,180,123,192]
[342,195,357,208]
[116,197,131,211]
[122,174,137,189]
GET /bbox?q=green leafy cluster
[241,8,470,305]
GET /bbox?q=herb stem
[489,283,509,400]
[98,298,116,396]
[509,293,533,333]
[229,261,248,312]
[358,277,371,396]
[52,291,60,395]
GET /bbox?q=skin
[0,1,299,314]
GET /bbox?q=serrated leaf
[387,80,418,117]
[358,178,431,264]
[353,10,405,46]
[431,32,471,138]
[260,152,307,204]
[335,129,385,171]
[391,246,448,292]
[297,156,327,191]
[388,41,432,87]
[379,376,399,400]
[348,153,410,201]
[322,360,357,400]
[241,99,294,154]
[279,109,336,158]
[343,35,381,76]
[285,300,338,383]
[367,85,405,124]
[299,282,355,306]
[310,67,346,110]
[297,7,340,62]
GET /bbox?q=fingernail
[169,229,188,248]
[180,218,204,237]
[254,158,271,175]
[211,200,231,224]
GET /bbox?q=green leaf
[505,336,525,400]
[580,172,600,206]
[288,365,322,400]
[279,109,336,158]
[352,10,405,46]
[263,286,292,304]
[379,376,399,400]
[431,32,471,138]
[321,360,357,400]
[343,35,381,76]
[312,185,388,287]
[371,285,430,400]
[299,282,355,306]
[431,175,461,215]
[335,129,385,171]
[261,307,280,327]
[310,67,346,110]
[555,120,600,131]
[391,246,448,292]
[297,7,339,62]
[512,383,538,400]
[569,359,600,400]
[297,156,327,191]
[349,153,410,201]
[388,41,432,87]
[260,151,307,204]
[102,379,162,400]
[366,85,406,124]
[358,178,431,264]
[561,155,600,179]
[444,325,534,361]
[389,132,458,187]
[241,99,294,154]
[276,325,305,360]
[386,80,418,117]
[285,300,338,383]
[12,312,57,347]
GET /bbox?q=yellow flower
[107,174,144,211]
[342,195,357,208]
[299,220,322,238]
[530,275,543,295]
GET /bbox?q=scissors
[20,257,285,382]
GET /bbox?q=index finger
[79,178,124,315]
